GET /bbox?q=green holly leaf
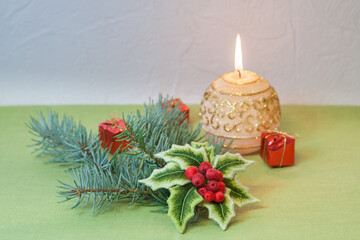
[203,191,235,230]
[167,184,204,233]
[191,141,215,164]
[213,152,254,179]
[139,163,189,190]
[223,175,260,207]
[155,144,208,170]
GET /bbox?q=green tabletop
[1,105,359,240]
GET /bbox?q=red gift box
[99,118,131,154]
[260,132,295,167]
[167,98,189,125]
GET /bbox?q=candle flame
[235,33,243,71]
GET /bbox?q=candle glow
[234,33,243,72]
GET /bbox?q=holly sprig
[139,142,259,233]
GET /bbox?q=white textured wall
[1,0,360,106]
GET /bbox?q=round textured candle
[200,34,281,155]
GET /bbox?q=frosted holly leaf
[139,163,189,191]
[191,141,215,164]
[155,144,208,170]
[223,175,260,208]
[202,190,235,231]
[167,184,203,233]
[213,152,254,179]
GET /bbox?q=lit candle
[200,34,281,155]
[235,34,243,73]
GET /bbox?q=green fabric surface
[0,105,359,239]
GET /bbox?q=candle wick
[237,70,242,78]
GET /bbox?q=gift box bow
[167,98,189,111]
[262,131,296,167]
[100,118,126,133]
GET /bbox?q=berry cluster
[185,162,225,203]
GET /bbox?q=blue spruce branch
[28,95,229,211]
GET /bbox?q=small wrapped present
[167,98,189,125]
[99,118,131,154]
[260,131,295,167]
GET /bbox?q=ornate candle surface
[200,35,281,155]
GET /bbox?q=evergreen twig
[27,111,111,170]
[117,95,204,168]
[28,95,228,212]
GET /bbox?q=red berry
[191,173,205,187]
[199,161,212,174]
[218,182,225,192]
[214,191,224,203]
[204,191,215,202]
[185,166,198,180]
[197,186,207,196]
[206,169,219,180]
[217,170,223,181]
[207,180,219,192]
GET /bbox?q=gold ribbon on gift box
[103,118,120,128]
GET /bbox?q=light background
[1,0,359,106]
